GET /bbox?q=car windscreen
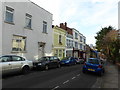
[62,57,70,60]
[87,59,99,64]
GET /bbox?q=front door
[38,42,45,58]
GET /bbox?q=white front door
[38,42,45,58]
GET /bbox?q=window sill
[11,51,27,53]
[4,21,15,25]
[42,32,48,34]
[24,27,33,30]
[59,42,62,45]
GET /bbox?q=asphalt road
[2,64,99,89]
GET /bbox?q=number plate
[88,69,95,71]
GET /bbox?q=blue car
[60,57,77,66]
[82,58,105,76]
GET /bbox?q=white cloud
[30,0,119,45]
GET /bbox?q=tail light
[98,65,102,68]
[84,62,86,65]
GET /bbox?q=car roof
[89,58,98,59]
[41,56,56,58]
[1,55,22,57]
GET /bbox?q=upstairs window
[75,42,78,48]
[80,44,82,50]
[80,36,82,42]
[25,13,32,29]
[67,39,69,47]
[75,32,78,39]
[5,6,14,23]
[59,35,62,44]
[84,46,86,50]
[84,39,86,44]
[71,41,73,47]
[43,21,47,33]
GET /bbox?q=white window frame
[59,50,62,57]
[55,49,58,57]
[80,44,82,50]
[5,6,14,23]
[43,21,47,33]
[12,35,27,52]
[59,35,62,44]
[75,32,78,39]
[80,36,82,42]
[75,42,78,48]
[25,13,32,29]
[84,39,86,44]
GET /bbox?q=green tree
[95,26,114,52]
[103,30,120,63]
[95,26,120,63]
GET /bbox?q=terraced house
[1,0,53,61]
[73,28,86,58]
[59,23,73,57]
[52,25,66,60]
[59,22,86,59]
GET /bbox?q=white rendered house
[0,0,53,61]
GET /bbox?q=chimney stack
[60,23,63,28]
[65,22,67,27]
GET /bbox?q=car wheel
[22,66,30,74]
[98,71,104,76]
[57,64,61,68]
[82,69,87,74]
[45,65,49,70]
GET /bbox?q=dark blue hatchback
[82,58,105,76]
[60,57,77,66]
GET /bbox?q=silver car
[0,55,33,75]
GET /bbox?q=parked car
[60,57,77,66]
[82,58,105,76]
[33,56,61,70]
[75,58,84,64]
[0,55,33,75]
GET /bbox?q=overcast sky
[30,0,119,45]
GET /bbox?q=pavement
[92,61,119,89]
[102,62,119,88]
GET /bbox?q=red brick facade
[60,22,73,35]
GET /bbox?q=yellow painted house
[52,26,66,60]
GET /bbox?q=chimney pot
[65,22,67,27]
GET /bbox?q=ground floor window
[63,50,65,58]
[55,49,58,57]
[66,50,73,57]
[12,35,26,52]
[54,49,65,59]
[59,50,62,57]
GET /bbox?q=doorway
[38,42,45,58]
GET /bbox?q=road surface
[2,64,99,89]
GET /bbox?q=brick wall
[60,22,73,35]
